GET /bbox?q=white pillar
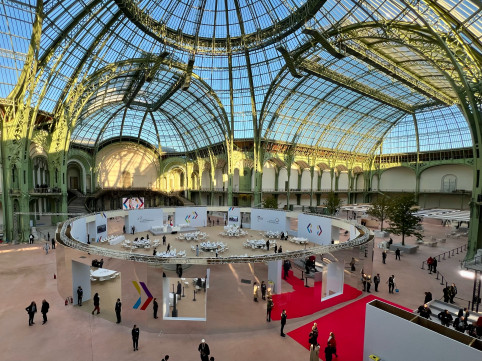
[268,260,282,295]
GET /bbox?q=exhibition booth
[56,206,373,331]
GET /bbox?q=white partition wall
[321,262,344,301]
[95,213,107,242]
[174,207,207,227]
[268,260,282,295]
[227,207,241,226]
[364,301,482,361]
[70,218,87,243]
[250,209,287,232]
[297,214,332,245]
[72,260,91,304]
[126,208,164,233]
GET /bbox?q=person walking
[29,233,34,244]
[77,286,83,306]
[92,293,100,315]
[261,281,267,300]
[51,237,56,250]
[387,275,395,293]
[328,332,338,357]
[309,323,318,346]
[382,250,387,264]
[424,291,433,304]
[266,296,274,322]
[349,257,356,271]
[41,299,49,324]
[310,343,320,361]
[253,282,259,302]
[196,244,199,256]
[115,298,122,323]
[432,257,438,273]
[280,309,287,337]
[132,325,139,351]
[324,342,333,361]
[26,301,37,326]
[198,339,210,361]
[283,260,291,279]
[44,242,50,255]
[162,235,166,246]
[373,273,380,292]
[153,298,159,319]
[395,248,401,260]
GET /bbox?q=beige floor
[0,214,477,361]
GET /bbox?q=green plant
[385,194,422,246]
[262,196,278,209]
[324,192,342,215]
[367,195,390,231]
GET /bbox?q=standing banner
[251,209,287,232]
[227,207,241,226]
[297,214,332,245]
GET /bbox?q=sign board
[122,197,145,210]
[297,214,332,245]
[250,209,287,232]
[227,207,241,226]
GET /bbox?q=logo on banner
[132,281,153,310]
[185,215,191,223]
[307,223,312,233]
[317,225,323,236]
[192,211,198,219]
[228,207,235,211]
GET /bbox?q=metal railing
[421,244,467,270]
[59,211,373,265]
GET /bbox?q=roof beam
[299,59,415,114]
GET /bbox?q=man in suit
[115,298,122,323]
[132,325,140,351]
[77,286,83,306]
[373,274,380,292]
[280,309,287,337]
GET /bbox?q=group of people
[91,258,104,268]
[307,324,338,361]
[426,256,438,273]
[25,300,49,326]
[451,308,482,338]
[442,283,458,303]
[252,281,276,322]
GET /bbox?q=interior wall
[289,166,299,189]
[356,173,365,190]
[379,167,415,191]
[278,168,288,191]
[420,164,473,191]
[338,171,349,189]
[262,163,276,190]
[300,169,311,189]
[95,143,159,188]
[321,170,331,189]
[201,170,210,189]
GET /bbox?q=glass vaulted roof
[1,0,482,155]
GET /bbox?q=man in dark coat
[438,309,453,326]
[41,299,49,324]
[373,274,380,292]
[115,298,122,323]
[153,298,159,319]
[26,301,37,326]
[198,339,210,361]
[77,286,83,306]
[395,248,401,260]
[92,293,100,315]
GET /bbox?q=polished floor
[0,217,473,361]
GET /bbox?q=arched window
[122,171,132,188]
[441,174,457,192]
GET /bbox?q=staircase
[68,190,89,216]
[172,193,195,206]
[416,299,482,327]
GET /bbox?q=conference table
[108,235,125,245]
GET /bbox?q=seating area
[90,268,119,282]
[243,239,276,250]
[220,225,248,237]
[176,231,208,241]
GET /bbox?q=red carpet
[270,270,362,321]
[287,295,412,360]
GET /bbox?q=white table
[108,235,125,245]
[91,269,117,281]
[292,237,309,244]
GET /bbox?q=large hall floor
[0,218,473,361]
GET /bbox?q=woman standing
[309,343,320,361]
[253,282,259,302]
[328,332,338,357]
[25,301,37,326]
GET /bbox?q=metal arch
[51,10,124,115]
[136,110,150,142]
[365,112,410,155]
[112,0,327,54]
[60,212,372,265]
[299,59,415,113]
[147,111,163,153]
[93,106,127,149]
[156,109,192,153]
[39,0,105,67]
[163,96,218,151]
